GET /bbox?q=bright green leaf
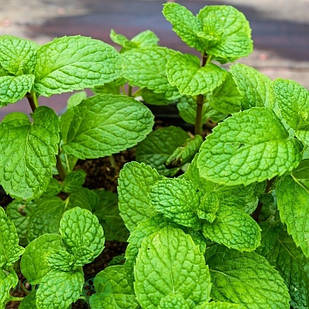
[67,91,87,109]
[158,294,190,309]
[62,170,86,193]
[0,269,18,308]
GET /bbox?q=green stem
[9,296,24,302]
[56,153,66,181]
[109,155,118,169]
[26,91,38,112]
[128,85,133,97]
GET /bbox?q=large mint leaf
[134,227,211,309]
[136,126,188,176]
[36,269,84,309]
[198,107,302,186]
[0,35,37,75]
[207,246,290,308]
[158,294,190,309]
[0,107,59,199]
[258,223,309,308]
[0,208,24,268]
[276,175,309,257]
[202,205,261,251]
[197,6,252,63]
[61,94,153,159]
[34,35,121,96]
[197,303,244,309]
[150,178,200,228]
[0,269,18,309]
[21,234,65,284]
[118,162,161,231]
[167,53,226,96]
[121,47,179,99]
[59,207,105,265]
[230,63,274,109]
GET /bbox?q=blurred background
[0,0,308,118]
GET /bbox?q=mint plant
[0,2,308,309]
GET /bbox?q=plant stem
[128,85,133,97]
[56,154,66,181]
[109,155,118,169]
[9,296,24,302]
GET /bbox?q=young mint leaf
[0,208,24,268]
[207,246,290,308]
[61,94,154,159]
[276,175,309,257]
[0,269,18,308]
[34,35,121,96]
[48,250,76,272]
[158,294,190,309]
[67,91,87,109]
[93,78,126,95]
[136,126,188,176]
[121,47,179,100]
[197,192,220,223]
[36,269,84,309]
[118,162,162,231]
[141,88,174,106]
[134,227,211,308]
[66,188,99,211]
[202,205,261,251]
[0,74,34,105]
[196,302,245,309]
[292,159,309,189]
[110,30,132,49]
[163,3,204,52]
[131,30,159,47]
[19,290,37,309]
[150,178,200,228]
[198,107,302,186]
[230,63,274,109]
[0,106,59,199]
[59,207,105,265]
[21,234,65,284]
[197,6,253,63]
[258,223,309,308]
[0,35,37,75]
[166,53,226,96]
[62,170,86,193]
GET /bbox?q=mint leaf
[131,30,159,47]
[66,188,99,211]
[136,126,188,176]
[134,227,211,308]
[167,53,226,96]
[118,162,161,231]
[292,159,309,189]
[196,303,244,309]
[0,208,24,268]
[202,205,261,251]
[110,30,132,49]
[36,269,84,309]
[230,63,274,109]
[93,78,126,95]
[59,207,105,265]
[198,107,302,185]
[62,170,86,193]
[48,250,76,272]
[177,96,207,125]
[0,269,18,308]
[34,35,121,96]
[197,6,253,62]
[0,107,59,199]
[158,294,190,309]
[141,88,174,106]
[150,178,200,228]
[207,246,290,308]
[0,35,37,75]
[19,290,37,309]
[61,94,154,159]
[67,91,87,109]
[276,175,309,257]
[21,234,65,284]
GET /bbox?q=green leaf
[61,94,154,159]
[62,170,86,193]
[67,91,87,109]
[0,35,37,75]
[167,53,226,96]
[258,223,309,308]
[141,88,174,106]
[0,208,24,268]
[48,250,76,272]
[230,63,274,109]
[198,107,302,186]
[197,6,253,62]
[0,269,18,308]
[196,302,244,309]
[158,294,190,309]
[162,3,204,52]
[34,35,121,96]
[93,78,126,95]
[19,290,37,309]
[0,107,59,199]
[121,47,179,99]
[134,227,211,308]
[36,269,84,309]
[66,188,99,211]
[118,162,161,231]
[110,30,132,49]
[276,175,309,257]
[206,246,290,308]
[59,207,105,265]
[136,126,188,176]
[131,30,159,48]
[202,205,261,251]
[21,234,65,284]
[292,159,309,189]
[150,178,200,228]
[0,74,34,105]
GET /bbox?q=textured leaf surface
[36,269,84,309]
[34,35,121,96]
[276,176,309,257]
[167,53,226,96]
[134,227,211,309]
[0,270,18,308]
[19,290,37,309]
[207,246,290,308]
[118,162,161,231]
[59,207,105,265]
[0,107,59,199]
[61,94,154,159]
[62,170,86,193]
[67,91,87,109]
[198,107,302,185]
[230,63,274,109]
[196,302,245,309]
[158,294,190,309]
